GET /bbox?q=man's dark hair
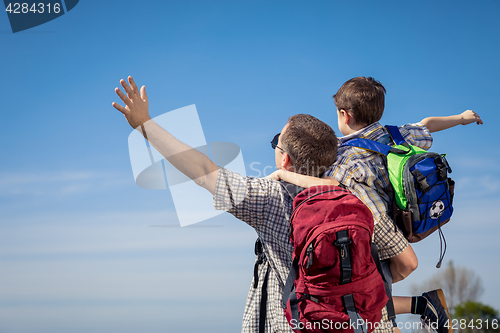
[333,76,386,126]
[281,114,338,177]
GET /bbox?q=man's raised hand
[112,76,151,129]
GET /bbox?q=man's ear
[281,152,292,170]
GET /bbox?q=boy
[271,77,483,333]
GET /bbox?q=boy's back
[326,120,433,260]
[326,76,419,261]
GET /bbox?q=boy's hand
[112,76,151,129]
[266,170,281,181]
[461,110,483,125]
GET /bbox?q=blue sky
[1,1,499,332]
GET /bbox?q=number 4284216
[5,3,61,14]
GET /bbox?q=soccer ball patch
[429,200,445,219]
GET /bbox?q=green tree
[453,301,499,333]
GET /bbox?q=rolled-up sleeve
[399,123,433,150]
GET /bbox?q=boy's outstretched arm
[267,169,339,187]
[421,110,483,133]
[112,76,218,194]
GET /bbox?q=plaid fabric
[214,168,295,333]
[373,214,408,262]
[325,122,433,260]
[374,305,395,333]
[214,167,392,333]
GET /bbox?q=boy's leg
[389,245,418,283]
[393,296,412,314]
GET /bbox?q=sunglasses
[271,133,286,153]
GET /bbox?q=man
[112,76,344,332]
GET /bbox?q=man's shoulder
[219,167,283,190]
[216,167,291,205]
[214,168,293,230]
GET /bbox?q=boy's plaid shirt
[325,121,433,260]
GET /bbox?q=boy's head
[333,77,386,134]
[275,114,337,177]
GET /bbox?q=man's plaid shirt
[214,167,295,333]
[325,121,433,260]
[214,167,392,333]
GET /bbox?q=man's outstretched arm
[112,76,218,194]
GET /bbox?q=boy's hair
[333,76,386,126]
[281,114,338,177]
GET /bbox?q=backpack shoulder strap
[280,181,305,200]
[341,138,409,156]
[342,294,368,333]
[371,244,396,322]
[385,125,407,145]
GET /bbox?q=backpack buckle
[335,237,352,259]
[411,169,431,193]
[334,231,353,284]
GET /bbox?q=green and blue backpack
[342,125,454,267]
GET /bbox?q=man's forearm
[140,119,219,194]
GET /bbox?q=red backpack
[282,185,388,333]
